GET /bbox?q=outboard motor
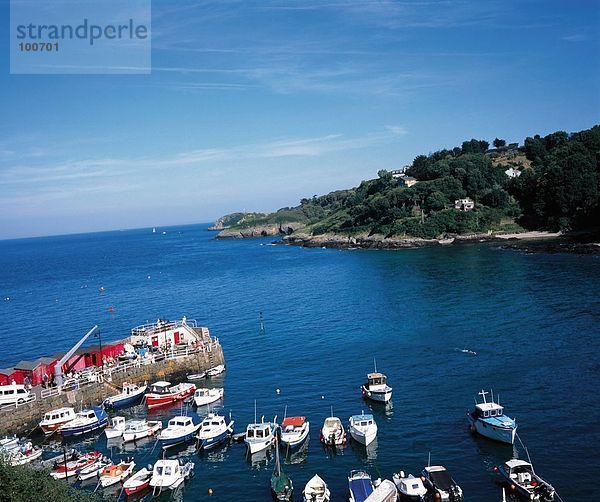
[449,485,463,502]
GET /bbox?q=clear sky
[1,0,599,239]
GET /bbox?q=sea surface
[1,224,599,501]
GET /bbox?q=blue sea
[1,224,599,501]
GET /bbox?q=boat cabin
[351,414,375,428]
[246,423,273,439]
[149,381,172,394]
[474,402,504,419]
[168,416,194,429]
[42,407,75,423]
[282,416,306,432]
[80,409,99,421]
[367,372,387,387]
[153,459,181,478]
[201,414,225,428]
[111,416,126,428]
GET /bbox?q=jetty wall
[0,343,224,436]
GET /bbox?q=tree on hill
[493,138,506,148]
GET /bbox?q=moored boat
[187,371,206,381]
[122,419,162,443]
[105,416,127,439]
[196,412,234,450]
[157,415,201,448]
[99,458,135,487]
[421,465,463,501]
[302,474,330,502]
[393,470,428,501]
[496,459,555,501]
[245,418,279,455]
[206,364,225,377]
[280,416,309,449]
[103,382,147,409]
[348,470,374,502]
[361,361,392,404]
[78,456,112,481]
[320,413,346,446]
[145,381,196,409]
[123,467,152,496]
[39,407,77,436]
[50,451,103,479]
[7,441,43,466]
[149,458,194,492]
[366,479,398,502]
[193,387,224,407]
[467,389,517,444]
[271,437,293,501]
[349,413,378,446]
[59,407,108,438]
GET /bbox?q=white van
[0,384,32,405]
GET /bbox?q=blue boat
[196,412,234,450]
[348,470,374,502]
[157,415,200,449]
[467,389,517,444]
[103,382,147,410]
[59,407,109,438]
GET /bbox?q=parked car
[0,384,32,406]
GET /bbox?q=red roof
[282,416,306,427]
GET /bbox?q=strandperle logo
[15,18,149,46]
[10,0,151,74]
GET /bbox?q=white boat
[467,389,517,444]
[365,479,398,502]
[196,412,234,450]
[149,459,194,491]
[123,467,152,496]
[157,415,201,448]
[0,436,19,452]
[348,470,374,502]
[497,459,555,502]
[50,451,103,479]
[393,471,428,501]
[206,364,225,377]
[349,413,378,446]
[193,387,224,407]
[105,416,127,439]
[320,414,346,446]
[361,361,392,403]
[122,419,162,443]
[103,382,147,409]
[303,474,331,502]
[280,416,309,449]
[78,457,112,481]
[58,407,108,437]
[187,372,206,380]
[39,407,77,436]
[421,465,463,501]
[99,459,135,487]
[7,442,43,466]
[245,417,279,455]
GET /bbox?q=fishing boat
[467,389,517,444]
[349,413,378,446]
[50,451,103,479]
[59,407,108,438]
[149,458,194,491]
[421,465,463,501]
[122,419,163,443]
[361,360,392,404]
[99,459,135,487]
[367,479,398,502]
[123,467,152,496]
[39,407,77,435]
[393,471,428,501]
[496,459,555,501]
[7,441,43,466]
[348,470,374,502]
[196,412,234,450]
[206,364,225,377]
[320,412,346,446]
[157,415,201,448]
[105,416,127,439]
[245,417,279,455]
[280,416,310,449]
[302,474,330,502]
[271,437,293,501]
[193,387,224,407]
[103,382,147,409]
[145,381,196,409]
[78,456,112,481]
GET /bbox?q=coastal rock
[283,232,437,249]
[216,222,302,239]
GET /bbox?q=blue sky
[0,0,599,239]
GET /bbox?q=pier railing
[0,340,221,414]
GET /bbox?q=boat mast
[478,389,488,404]
[254,400,257,424]
[373,357,377,373]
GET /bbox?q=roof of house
[0,368,15,376]
[14,359,44,370]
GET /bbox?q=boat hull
[281,428,309,449]
[158,430,198,448]
[361,385,392,403]
[123,422,162,443]
[246,436,275,454]
[349,426,377,446]
[468,414,516,444]
[60,417,108,438]
[40,421,71,435]
[105,390,145,410]
[199,428,232,450]
[146,388,194,409]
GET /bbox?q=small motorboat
[8,441,43,466]
[104,382,147,409]
[271,437,293,501]
[361,360,392,404]
[348,470,374,502]
[206,364,225,377]
[421,465,463,501]
[303,474,330,502]
[99,459,135,487]
[59,407,108,438]
[50,451,103,479]
[245,418,279,455]
[349,413,378,446]
[193,387,224,407]
[105,416,127,439]
[320,414,346,446]
[467,389,517,444]
[122,419,162,443]
[196,412,234,450]
[497,459,555,501]
[280,416,310,449]
[145,381,196,409]
[78,456,112,481]
[123,467,152,496]
[157,415,201,448]
[149,458,194,492]
[187,372,206,381]
[39,407,77,435]
[393,471,428,501]
[367,479,398,502]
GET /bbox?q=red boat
[123,467,152,496]
[50,451,102,479]
[145,381,196,409]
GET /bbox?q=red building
[0,368,16,385]
[13,357,57,386]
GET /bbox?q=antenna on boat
[427,451,431,467]
[478,389,488,404]
[497,393,500,406]
[330,405,333,417]
[491,389,494,402]
[283,404,287,420]
[254,400,257,424]
[373,357,377,373]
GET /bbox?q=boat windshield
[429,470,454,491]
[247,429,254,438]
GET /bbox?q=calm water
[1,224,599,501]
